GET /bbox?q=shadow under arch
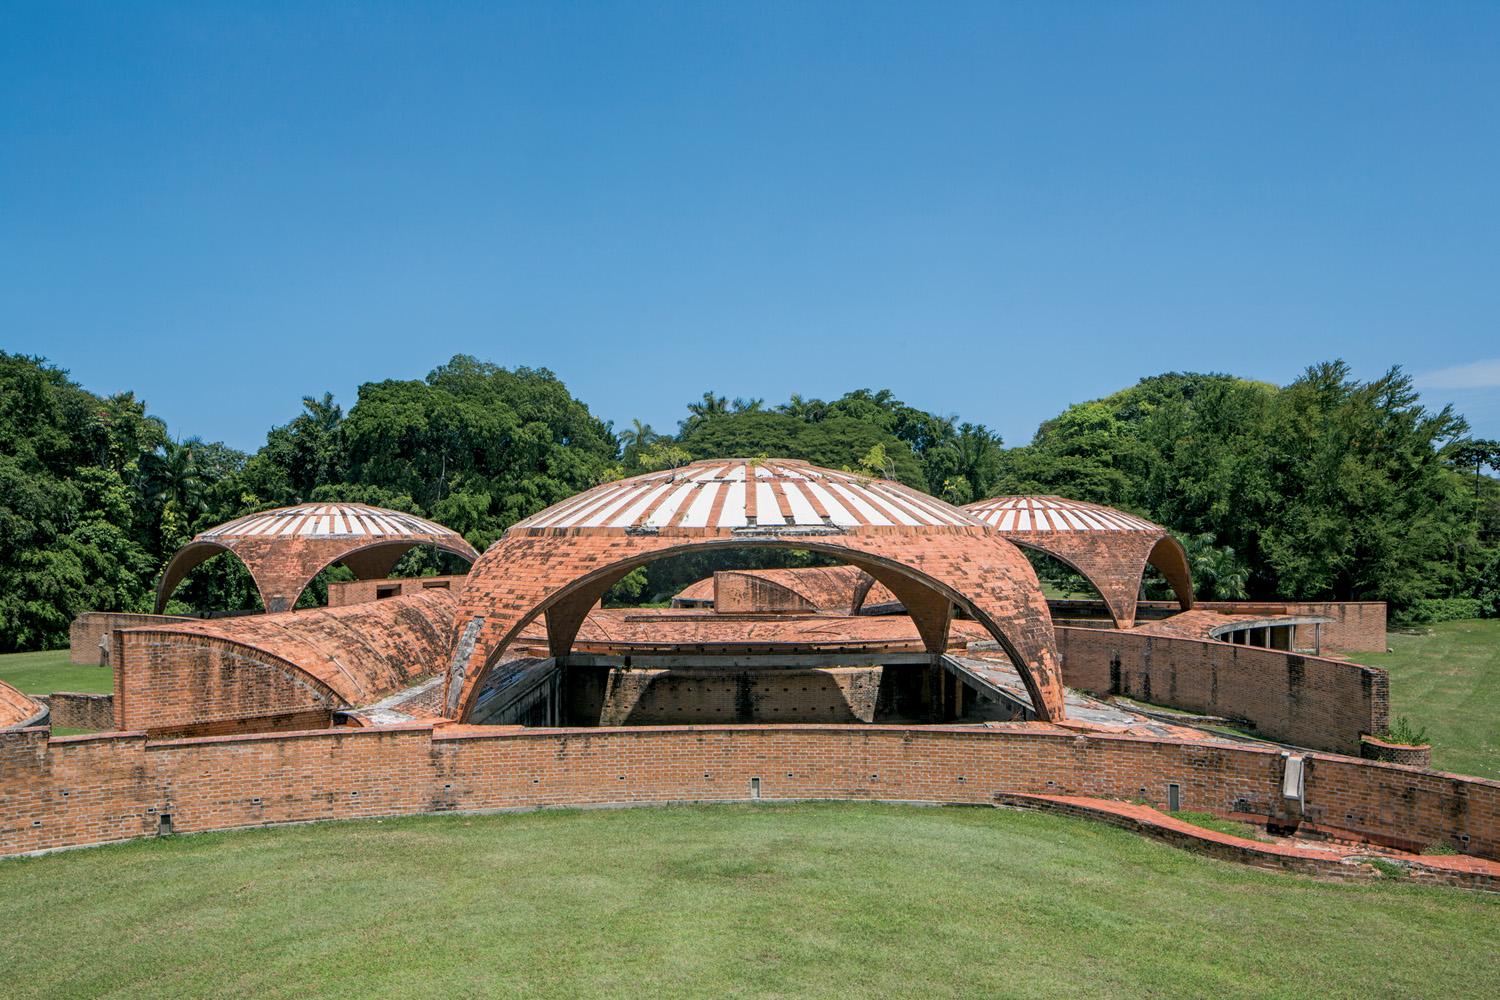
[154,536,479,615]
[445,530,1066,724]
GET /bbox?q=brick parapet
[4,723,1496,866]
[1055,626,1387,756]
[70,613,195,666]
[35,693,114,731]
[326,575,468,608]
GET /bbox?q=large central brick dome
[512,458,983,534]
[443,458,1068,724]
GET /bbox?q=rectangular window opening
[750,777,761,799]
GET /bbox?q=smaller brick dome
[155,503,480,615]
[963,495,1194,628]
[965,496,1163,533]
[201,503,461,541]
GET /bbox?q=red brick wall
[712,573,817,613]
[36,693,114,731]
[326,575,468,608]
[1134,602,1388,653]
[597,667,883,725]
[1055,626,1387,756]
[4,723,1495,862]
[114,632,343,736]
[69,613,195,666]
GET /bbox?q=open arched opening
[445,530,1065,726]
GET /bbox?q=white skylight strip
[646,482,698,526]
[804,483,858,525]
[530,487,622,528]
[609,482,675,527]
[680,481,722,527]
[995,510,1017,531]
[719,482,749,526]
[781,483,821,524]
[581,485,652,528]
[860,487,926,526]
[755,482,786,524]
[885,488,961,525]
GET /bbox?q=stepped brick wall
[3,723,1496,864]
[1054,626,1387,756]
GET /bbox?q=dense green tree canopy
[1,349,1496,650]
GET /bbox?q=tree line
[2,350,1497,651]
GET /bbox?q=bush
[1387,716,1429,747]
[1403,598,1483,625]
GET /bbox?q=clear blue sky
[4,2,1498,452]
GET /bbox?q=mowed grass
[1362,619,1500,779]
[2,803,1497,1000]
[0,647,112,696]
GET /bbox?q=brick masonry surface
[1361,736,1433,768]
[3,723,1497,865]
[326,575,469,608]
[1133,601,1388,654]
[1055,626,1387,756]
[113,591,458,736]
[596,667,885,725]
[36,693,114,731]
[0,680,46,729]
[450,526,1066,723]
[70,613,196,666]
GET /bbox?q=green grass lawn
[1362,619,1500,779]
[0,647,112,696]
[1,803,1495,1000]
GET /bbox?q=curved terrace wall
[1054,626,1388,756]
[3,723,1496,865]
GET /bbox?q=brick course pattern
[326,574,469,607]
[0,679,47,730]
[153,503,480,614]
[3,723,1497,867]
[1361,736,1433,769]
[1055,625,1388,756]
[70,613,196,666]
[451,528,1064,723]
[1134,601,1388,654]
[965,496,1194,629]
[448,458,1066,723]
[114,591,458,737]
[35,693,114,731]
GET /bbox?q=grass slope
[1362,619,1500,779]
[2,803,1497,1000]
[0,647,111,696]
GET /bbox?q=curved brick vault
[154,503,480,615]
[445,459,1065,723]
[965,496,1194,629]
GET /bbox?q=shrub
[1403,598,1483,625]
[1386,716,1429,746]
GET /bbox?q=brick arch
[154,536,478,614]
[1004,533,1193,630]
[445,529,1065,723]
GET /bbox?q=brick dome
[444,459,1067,724]
[963,495,1194,628]
[513,458,985,534]
[155,503,480,615]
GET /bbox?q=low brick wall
[1055,626,1387,756]
[1360,736,1433,768]
[597,667,885,725]
[3,723,1496,864]
[1132,601,1388,654]
[36,693,114,731]
[69,613,195,666]
[326,575,467,607]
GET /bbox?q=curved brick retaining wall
[3,723,1495,863]
[1055,626,1388,755]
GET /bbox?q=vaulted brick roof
[966,496,1163,533]
[154,503,480,615]
[0,678,46,730]
[964,495,1194,629]
[447,459,1067,724]
[515,458,985,533]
